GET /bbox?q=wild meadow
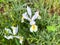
[0,0,60,45]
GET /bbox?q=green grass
[0,0,60,45]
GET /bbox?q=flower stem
[15,39,20,45]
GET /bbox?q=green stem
[33,32,35,37]
[15,39,20,45]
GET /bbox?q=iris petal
[22,12,30,21]
[32,11,39,21]
[4,35,13,40]
[27,6,32,18]
[30,21,35,25]
[5,28,12,34]
[11,26,18,35]
[30,25,38,32]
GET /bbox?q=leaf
[0,0,4,2]
[47,25,56,32]
[15,39,20,45]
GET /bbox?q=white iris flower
[5,26,18,35]
[4,26,18,39]
[4,26,23,44]
[22,6,41,32]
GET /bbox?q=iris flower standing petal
[11,26,18,35]
[32,11,39,21]
[4,35,13,40]
[5,28,12,34]
[27,6,32,18]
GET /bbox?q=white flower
[11,26,18,35]
[4,35,13,40]
[4,26,18,39]
[21,6,41,32]
[30,25,38,32]
[5,28,12,34]
[5,26,18,35]
[4,26,24,44]
[22,6,41,25]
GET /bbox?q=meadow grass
[0,0,60,45]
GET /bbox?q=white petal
[21,19,24,23]
[5,28,12,34]
[30,21,35,25]
[11,26,18,35]
[32,11,39,21]
[27,6,32,18]
[4,35,13,40]
[13,36,20,39]
[21,17,24,23]
[30,25,38,32]
[19,40,23,44]
[30,27,34,32]
[22,12,30,21]
[19,36,23,44]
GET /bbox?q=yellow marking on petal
[32,25,36,30]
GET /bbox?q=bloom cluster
[4,6,41,44]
